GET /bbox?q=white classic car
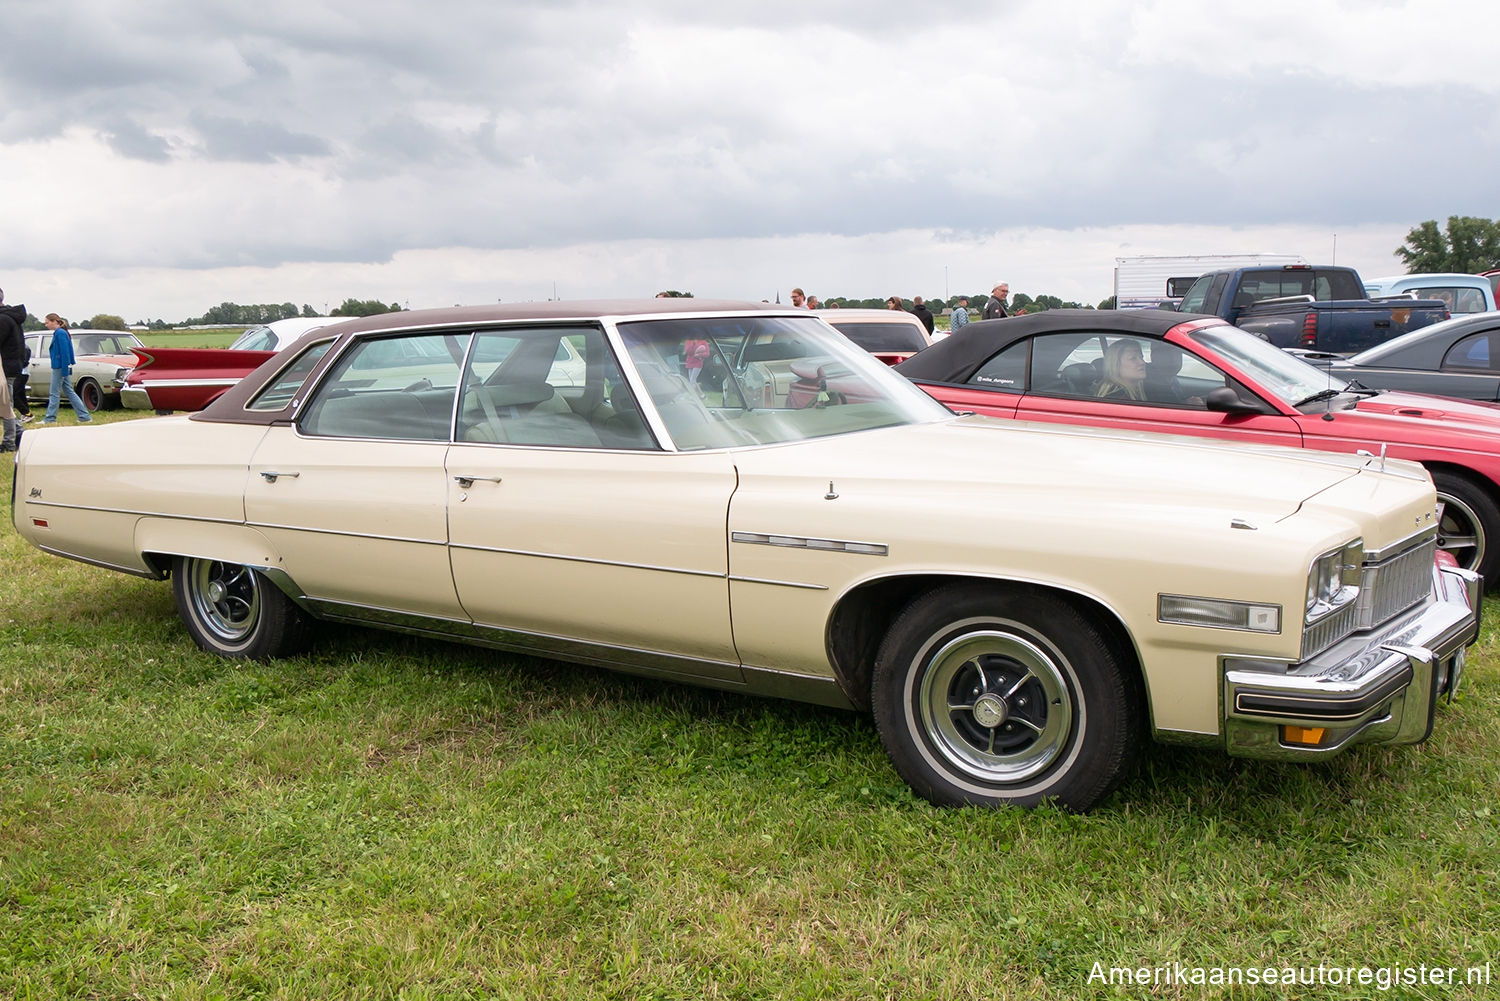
[24,329,145,411]
[10,300,1481,811]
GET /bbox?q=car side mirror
[1204,386,1260,414]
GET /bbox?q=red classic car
[897,309,1500,583]
[121,317,336,412]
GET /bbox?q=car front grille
[1301,534,1436,660]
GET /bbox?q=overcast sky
[2,0,1497,323]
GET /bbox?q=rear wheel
[75,377,103,412]
[171,556,310,659]
[1431,469,1500,584]
[872,584,1141,811]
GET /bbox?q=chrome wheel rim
[917,629,1073,784]
[1436,491,1485,573]
[186,558,262,644]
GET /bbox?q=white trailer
[1113,254,1307,310]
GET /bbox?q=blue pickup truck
[1172,264,1450,354]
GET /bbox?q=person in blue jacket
[42,313,93,423]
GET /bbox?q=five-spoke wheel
[171,555,309,659]
[872,584,1141,811]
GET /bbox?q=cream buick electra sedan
[9,300,1482,811]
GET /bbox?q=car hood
[1340,390,1500,435]
[733,414,1391,524]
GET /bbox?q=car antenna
[1322,353,1336,421]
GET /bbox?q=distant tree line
[1397,216,1500,274]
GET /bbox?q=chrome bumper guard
[119,386,152,410]
[1223,564,1481,760]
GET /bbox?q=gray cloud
[2,0,1497,284]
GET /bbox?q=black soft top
[895,308,1218,381]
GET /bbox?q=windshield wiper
[1293,388,1344,408]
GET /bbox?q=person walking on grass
[42,313,93,424]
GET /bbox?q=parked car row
[10,300,1480,813]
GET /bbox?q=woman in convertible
[1096,339,1147,401]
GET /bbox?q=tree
[301,304,320,317]
[1396,216,1500,274]
[330,298,403,317]
[655,290,694,298]
[86,314,128,330]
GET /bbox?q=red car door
[1014,393,1304,447]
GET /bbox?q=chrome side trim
[34,544,164,580]
[447,543,724,578]
[26,500,244,525]
[132,378,242,389]
[247,520,445,547]
[728,574,829,591]
[732,531,888,556]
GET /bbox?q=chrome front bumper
[1223,563,1481,760]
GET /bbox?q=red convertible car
[897,309,1500,584]
[121,317,335,412]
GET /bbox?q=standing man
[911,296,935,334]
[790,288,808,308]
[0,287,29,422]
[806,295,820,310]
[982,282,1010,320]
[950,296,970,335]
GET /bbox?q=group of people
[1,288,93,452]
[784,282,1017,341]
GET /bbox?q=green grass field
[3,413,1497,998]
[138,328,248,350]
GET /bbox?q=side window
[1029,333,1106,397]
[1143,341,1227,408]
[457,326,653,449]
[248,341,335,411]
[1178,276,1214,314]
[298,333,467,439]
[1202,273,1229,314]
[1442,332,1495,371]
[967,341,1028,392]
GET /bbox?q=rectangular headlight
[1158,595,1282,634]
[1305,539,1363,625]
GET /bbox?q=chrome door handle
[260,470,300,482]
[453,474,503,488]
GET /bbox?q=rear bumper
[120,386,153,410]
[1223,563,1480,760]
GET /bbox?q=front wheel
[871,584,1141,811]
[1431,469,1500,584]
[171,556,310,659]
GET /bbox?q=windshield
[616,315,949,449]
[71,332,144,355]
[230,325,277,351]
[1187,324,1346,407]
